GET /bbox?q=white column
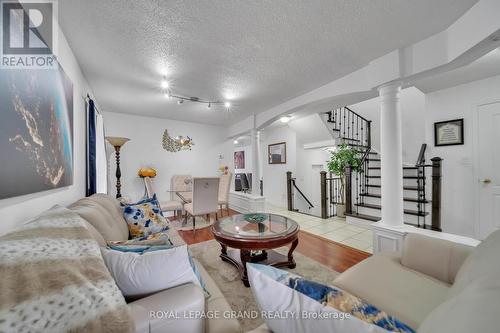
[378,83,404,227]
[251,129,261,195]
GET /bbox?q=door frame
[473,99,500,239]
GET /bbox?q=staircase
[323,107,438,229]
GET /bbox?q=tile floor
[264,204,373,253]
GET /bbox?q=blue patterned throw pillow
[287,277,415,333]
[122,195,169,238]
[247,264,415,333]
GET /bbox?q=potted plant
[327,144,363,217]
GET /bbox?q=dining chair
[171,174,193,203]
[143,177,183,217]
[184,177,220,232]
[218,172,232,217]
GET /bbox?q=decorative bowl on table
[243,213,267,223]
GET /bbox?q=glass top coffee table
[211,213,299,287]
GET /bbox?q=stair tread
[368,166,419,170]
[366,175,424,179]
[339,137,361,142]
[345,212,381,222]
[354,203,429,216]
[345,213,425,227]
[359,193,430,203]
[367,158,381,161]
[366,184,422,191]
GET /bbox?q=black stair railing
[326,108,441,230]
[416,143,427,228]
[326,107,371,149]
[286,171,314,212]
[320,171,343,218]
[325,107,372,217]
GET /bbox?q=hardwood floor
[176,208,370,273]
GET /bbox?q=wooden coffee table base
[219,239,299,287]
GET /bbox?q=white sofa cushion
[449,229,500,297]
[130,284,205,333]
[247,263,415,333]
[418,276,500,333]
[333,253,449,330]
[401,233,473,284]
[102,244,201,298]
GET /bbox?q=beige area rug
[170,215,215,231]
[189,240,340,332]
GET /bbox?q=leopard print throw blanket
[0,206,134,333]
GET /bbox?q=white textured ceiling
[59,0,477,125]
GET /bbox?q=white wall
[294,145,330,215]
[103,112,232,203]
[261,125,297,207]
[425,74,500,238]
[0,28,94,235]
[349,87,426,163]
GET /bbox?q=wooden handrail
[292,179,314,209]
[431,157,443,232]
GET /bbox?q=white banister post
[378,83,404,227]
[251,129,261,195]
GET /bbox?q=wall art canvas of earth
[0,65,73,199]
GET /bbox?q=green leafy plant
[327,144,363,176]
[327,144,364,202]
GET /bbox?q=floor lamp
[106,136,130,198]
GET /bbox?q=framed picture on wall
[268,142,286,164]
[434,118,464,146]
[0,63,74,199]
[234,150,245,169]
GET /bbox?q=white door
[478,102,500,239]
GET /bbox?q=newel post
[286,171,293,211]
[320,171,327,219]
[345,165,353,214]
[431,157,442,232]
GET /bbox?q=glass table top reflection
[213,213,299,239]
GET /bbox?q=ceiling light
[164,92,170,99]
[233,140,238,144]
[224,101,231,108]
[177,99,183,105]
[161,80,169,89]
[280,115,292,123]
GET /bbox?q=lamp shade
[106,136,130,147]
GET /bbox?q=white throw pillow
[102,244,201,297]
[247,263,410,333]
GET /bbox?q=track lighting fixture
[161,77,169,89]
[159,75,232,110]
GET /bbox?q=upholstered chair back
[170,174,192,197]
[143,177,155,198]
[218,172,233,203]
[192,177,219,215]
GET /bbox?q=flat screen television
[235,173,249,192]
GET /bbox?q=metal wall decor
[162,129,194,152]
